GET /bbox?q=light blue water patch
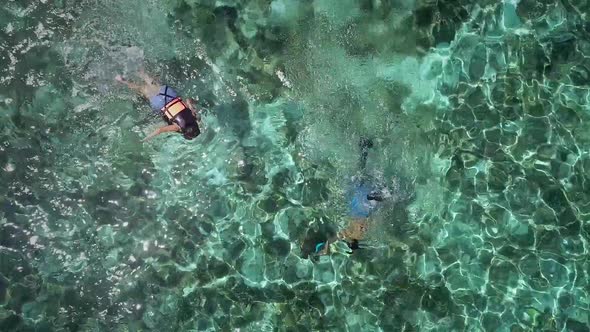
[313,0,361,25]
[269,0,304,25]
[502,2,521,29]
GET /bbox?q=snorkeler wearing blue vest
[306,138,391,256]
[115,70,201,141]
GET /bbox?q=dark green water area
[2,0,590,331]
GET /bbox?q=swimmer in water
[115,70,201,141]
[302,138,391,257]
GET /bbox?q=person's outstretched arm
[143,124,180,142]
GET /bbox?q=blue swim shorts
[149,85,178,114]
[349,182,376,218]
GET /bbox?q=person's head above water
[182,125,200,140]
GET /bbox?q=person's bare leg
[115,75,144,94]
[136,69,161,98]
[115,74,155,100]
[138,68,156,85]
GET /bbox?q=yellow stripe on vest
[162,98,187,119]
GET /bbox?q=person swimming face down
[301,138,390,257]
[115,70,202,141]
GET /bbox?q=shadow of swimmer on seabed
[300,137,414,259]
[115,68,202,142]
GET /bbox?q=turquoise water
[2,0,590,331]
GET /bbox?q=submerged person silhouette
[302,138,391,257]
[115,69,201,141]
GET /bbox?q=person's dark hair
[300,224,338,259]
[183,125,200,140]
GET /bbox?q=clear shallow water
[1,0,590,331]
